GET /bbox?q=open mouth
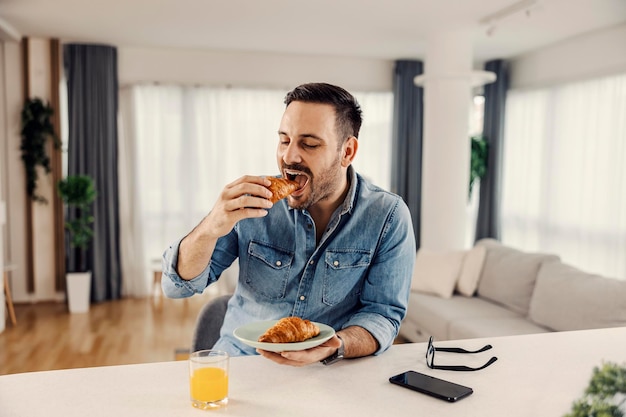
[284,169,310,192]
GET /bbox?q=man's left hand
[256,335,342,367]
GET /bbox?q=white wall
[510,22,626,89]
[119,21,626,94]
[0,42,7,333]
[1,39,64,305]
[118,46,394,92]
[1,41,25,311]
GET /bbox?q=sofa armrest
[529,261,626,331]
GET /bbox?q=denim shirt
[162,166,416,356]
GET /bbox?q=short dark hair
[284,83,362,143]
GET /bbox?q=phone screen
[389,370,473,402]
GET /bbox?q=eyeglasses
[426,336,498,371]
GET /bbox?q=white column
[416,30,494,251]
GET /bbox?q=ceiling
[0,0,625,61]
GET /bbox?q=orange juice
[190,367,228,403]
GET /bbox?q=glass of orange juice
[189,350,229,410]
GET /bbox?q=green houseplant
[20,98,61,203]
[57,175,97,313]
[57,175,97,257]
[469,135,489,199]
[565,362,626,417]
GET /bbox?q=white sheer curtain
[501,73,626,280]
[118,85,393,297]
[118,89,149,297]
[351,92,393,187]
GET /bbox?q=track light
[479,0,539,37]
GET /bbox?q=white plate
[233,319,335,352]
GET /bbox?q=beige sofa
[399,239,626,343]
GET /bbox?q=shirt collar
[340,165,357,215]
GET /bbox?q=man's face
[276,101,345,210]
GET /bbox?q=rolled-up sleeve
[161,238,211,298]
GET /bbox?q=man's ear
[341,136,358,167]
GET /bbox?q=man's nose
[281,142,302,164]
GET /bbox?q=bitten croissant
[258,317,320,343]
[266,177,299,203]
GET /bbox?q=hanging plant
[20,97,61,203]
[469,135,489,199]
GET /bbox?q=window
[501,73,626,280]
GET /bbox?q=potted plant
[57,175,97,313]
[20,98,61,203]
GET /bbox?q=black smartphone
[389,370,473,402]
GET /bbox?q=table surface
[1,327,625,417]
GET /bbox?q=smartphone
[389,370,473,402]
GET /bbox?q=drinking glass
[189,350,229,409]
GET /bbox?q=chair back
[191,294,232,352]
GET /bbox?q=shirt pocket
[322,249,372,306]
[244,241,294,300]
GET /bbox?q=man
[162,82,415,367]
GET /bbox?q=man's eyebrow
[278,131,325,142]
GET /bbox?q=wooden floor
[0,292,217,375]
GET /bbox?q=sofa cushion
[476,239,560,315]
[449,317,550,340]
[529,261,626,331]
[404,292,521,341]
[456,245,487,296]
[411,248,466,298]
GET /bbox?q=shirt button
[309,260,314,265]
[300,295,306,301]
[275,260,282,267]
[333,260,339,266]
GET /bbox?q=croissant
[266,177,299,203]
[258,317,320,343]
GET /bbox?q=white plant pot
[66,271,91,313]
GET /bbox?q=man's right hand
[177,175,274,279]
[203,175,274,239]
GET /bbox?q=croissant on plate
[266,177,299,203]
[258,317,320,343]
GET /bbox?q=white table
[1,327,625,416]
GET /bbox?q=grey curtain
[475,59,510,241]
[390,60,423,248]
[64,43,121,302]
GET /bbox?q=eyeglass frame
[426,336,498,371]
